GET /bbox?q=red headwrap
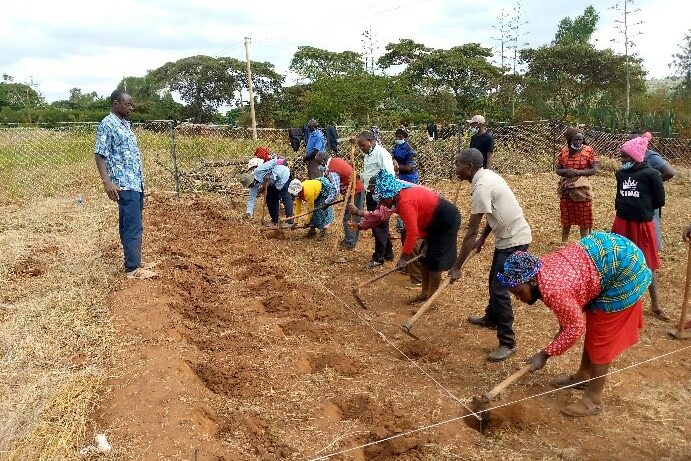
[255,146,270,161]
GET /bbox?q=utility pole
[244,37,257,140]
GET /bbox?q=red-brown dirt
[92,174,690,460]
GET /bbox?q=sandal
[551,375,588,390]
[561,397,602,417]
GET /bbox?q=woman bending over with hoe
[499,231,651,417]
[372,170,461,304]
[288,177,337,239]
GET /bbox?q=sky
[1,0,688,103]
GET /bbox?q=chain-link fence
[0,121,174,202]
[1,120,689,202]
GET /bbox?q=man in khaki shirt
[450,148,532,361]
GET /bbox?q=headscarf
[374,170,413,200]
[497,251,543,288]
[255,146,271,162]
[245,157,264,172]
[620,132,651,163]
[287,179,303,196]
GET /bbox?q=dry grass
[0,193,116,460]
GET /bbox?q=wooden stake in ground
[669,242,691,340]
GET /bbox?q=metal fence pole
[170,120,180,196]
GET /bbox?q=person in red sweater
[315,151,365,249]
[373,170,461,302]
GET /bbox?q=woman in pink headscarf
[611,132,667,320]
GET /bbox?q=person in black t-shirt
[611,132,667,321]
[467,114,495,169]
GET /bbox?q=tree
[378,39,431,68]
[226,58,284,106]
[379,40,501,118]
[611,0,643,129]
[289,46,365,81]
[0,82,40,109]
[671,29,691,97]
[150,55,239,123]
[117,76,159,102]
[520,44,646,121]
[553,5,599,45]
[69,88,99,106]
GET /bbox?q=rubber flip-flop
[551,375,588,390]
[561,398,602,417]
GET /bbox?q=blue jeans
[118,190,144,272]
[342,191,364,248]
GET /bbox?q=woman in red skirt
[556,128,598,244]
[612,132,667,319]
[498,232,651,417]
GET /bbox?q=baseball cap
[466,115,486,124]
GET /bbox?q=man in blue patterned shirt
[94,90,156,279]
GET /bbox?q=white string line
[250,219,481,420]
[306,344,691,461]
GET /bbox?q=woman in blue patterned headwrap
[498,231,651,417]
[373,170,462,304]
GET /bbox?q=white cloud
[1,0,687,102]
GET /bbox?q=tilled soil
[94,174,691,461]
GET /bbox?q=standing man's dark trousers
[118,190,144,272]
[366,192,393,263]
[267,182,294,223]
[485,244,529,349]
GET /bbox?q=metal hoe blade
[399,322,420,340]
[352,287,369,310]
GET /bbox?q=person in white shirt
[450,148,532,362]
[357,131,396,268]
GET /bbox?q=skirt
[611,217,660,270]
[421,199,462,272]
[560,198,593,228]
[310,178,336,229]
[584,300,643,364]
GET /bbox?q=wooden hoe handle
[278,199,344,223]
[483,364,533,401]
[676,243,691,334]
[356,254,423,289]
